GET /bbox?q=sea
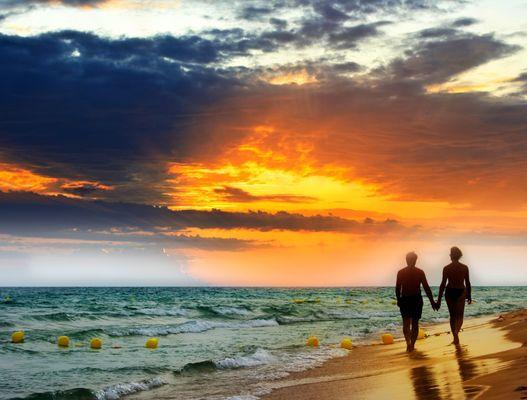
[0,287,525,400]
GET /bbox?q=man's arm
[465,266,472,304]
[395,271,402,301]
[421,271,436,309]
[437,267,447,307]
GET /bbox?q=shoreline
[261,309,527,399]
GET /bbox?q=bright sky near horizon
[0,0,526,286]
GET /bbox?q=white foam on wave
[212,306,252,317]
[137,308,188,317]
[223,346,349,400]
[216,348,277,369]
[117,318,279,336]
[95,377,167,400]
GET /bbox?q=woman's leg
[454,294,466,337]
[446,295,458,344]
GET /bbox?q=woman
[437,246,472,344]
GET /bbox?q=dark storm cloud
[418,27,458,38]
[235,0,439,49]
[0,191,403,234]
[387,33,519,84]
[328,21,388,48]
[451,17,478,27]
[270,18,288,30]
[512,71,527,93]
[0,30,250,202]
[0,0,107,7]
[214,186,317,203]
[240,6,275,20]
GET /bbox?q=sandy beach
[263,309,527,400]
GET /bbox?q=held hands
[431,300,440,311]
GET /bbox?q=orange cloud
[0,163,58,192]
[0,162,112,198]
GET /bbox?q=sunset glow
[1,0,527,286]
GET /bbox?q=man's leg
[402,317,411,351]
[410,318,419,350]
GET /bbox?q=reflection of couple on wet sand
[396,247,472,352]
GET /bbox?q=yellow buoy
[417,328,426,340]
[391,300,397,305]
[90,338,102,349]
[381,333,394,345]
[57,335,70,347]
[306,336,319,347]
[11,331,24,343]
[145,338,158,349]
[340,337,353,350]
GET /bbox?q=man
[396,252,437,352]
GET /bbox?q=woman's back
[444,262,469,288]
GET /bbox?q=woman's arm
[465,266,472,304]
[437,267,447,308]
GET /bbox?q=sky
[0,0,527,286]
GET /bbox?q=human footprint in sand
[396,252,437,352]
[436,246,472,345]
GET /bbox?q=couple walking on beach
[396,246,472,352]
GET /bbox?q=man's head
[450,246,463,261]
[406,251,418,267]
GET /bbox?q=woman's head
[450,246,463,261]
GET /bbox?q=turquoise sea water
[0,287,525,400]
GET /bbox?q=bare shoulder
[415,267,427,278]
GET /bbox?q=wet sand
[263,309,527,400]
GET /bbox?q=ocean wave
[134,308,188,317]
[196,305,253,318]
[176,348,276,375]
[111,319,278,337]
[95,377,167,400]
[0,319,14,327]
[12,388,95,400]
[216,348,277,369]
[175,360,218,375]
[279,347,349,374]
[28,312,78,322]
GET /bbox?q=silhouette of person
[437,246,472,344]
[396,252,437,352]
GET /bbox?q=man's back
[397,266,424,297]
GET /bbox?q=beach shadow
[455,344,478,381]
[454,344,487,398]
[409,365,441,400]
